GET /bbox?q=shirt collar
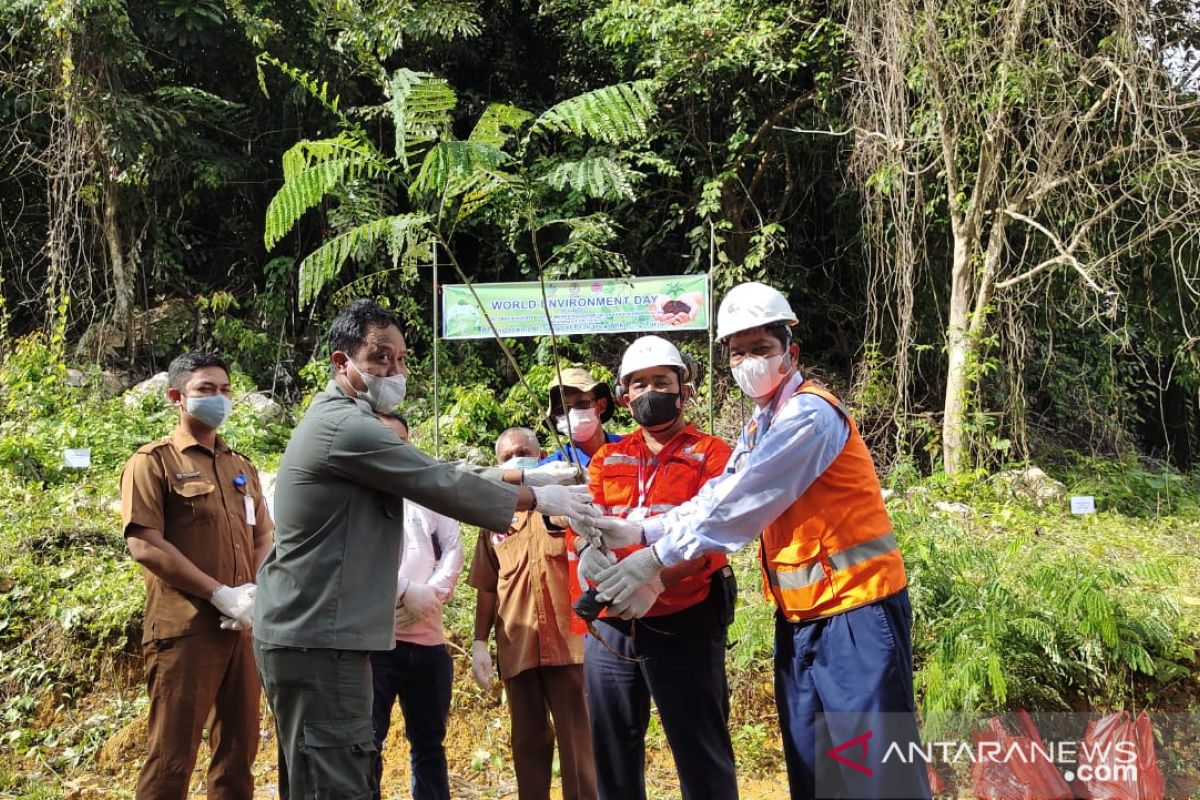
[633,422,699,454]
[323,378,374,415]
[752,369,806,424]
[171,426,229,454]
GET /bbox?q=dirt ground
[66,658,790,800]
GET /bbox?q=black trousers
[369,641,453,800]
[584,584,739,800]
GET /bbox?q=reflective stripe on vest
[759,380,907,621]
[764,531,898,591]
[606,503,677,516]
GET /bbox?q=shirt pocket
[495,534,528,581]
[169,480,218,523]
[541,532,566,559]
[765,537,837,613]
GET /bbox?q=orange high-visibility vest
[759,382,907,622]
[567,423,730,631]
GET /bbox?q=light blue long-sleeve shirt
[643,371,850,567]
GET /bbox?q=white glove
[398,581,444,621]
[533,484,599,520]
[471,639,494,689]
[595,547,665,608]
[594,516,643,549]
[394,604,418,629]
[575,541,617,591]
[571,514,642,550]
[522,462,583,487]
[611,578,665,620]
[211,583,255,629]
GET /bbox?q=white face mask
[349,359,407,414]
[500,456,540,470]
[556,407,600,443]
[732,354,787,399]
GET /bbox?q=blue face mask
[186,394,232,429]
[500,456,540,471]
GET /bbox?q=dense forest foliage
[3,4,1200,795]
[4,0,1200,471]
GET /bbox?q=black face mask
[630,390,681,428]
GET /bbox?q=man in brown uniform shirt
[121,352,274,800]
[469,427,597,800]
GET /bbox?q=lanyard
[741,376,801,458]
[635,434,689,509]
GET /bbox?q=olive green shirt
[255,381,518,650]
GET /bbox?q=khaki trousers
[505,664,596,800]
[136,628,260,800]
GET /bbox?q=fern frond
[387,69,456,169]
[530,81,656,145]
[402,0,483,41]
[281,135,381,182]
[469,103,534,148]
[411,140,510,200]
[257,54,348,124]
[265,145,388,250]
[297,213,433,306]
[542,156,640,201]
[454,168,519,223]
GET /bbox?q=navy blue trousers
[775,588,930,800]
[585,585,739,800]
[369,641,453,800]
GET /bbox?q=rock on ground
[123,373,169,408]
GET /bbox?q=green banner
[441,275,710,339]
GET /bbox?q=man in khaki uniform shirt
[121,351,273,800]
[469,427,596,800]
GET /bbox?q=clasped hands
[570,515,665,621]
[395,579,452,628]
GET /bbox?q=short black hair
[167,351,229,391]
[328,299,403,358]
[386,412,409,433]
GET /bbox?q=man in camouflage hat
[540,367,621,468]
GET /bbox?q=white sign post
[1069,495,1096,515]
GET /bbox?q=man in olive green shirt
[254,299,594,799]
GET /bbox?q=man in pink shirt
[371,413,464,800]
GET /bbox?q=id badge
[244,495,257,526]
[626,507,649,523]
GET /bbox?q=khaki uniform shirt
[468,511,584,681]
[255,381,519,651]
[121,428,274,643]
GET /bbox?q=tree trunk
[103,179,135,363]
[942,234,975,475]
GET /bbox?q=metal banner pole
[708,223,716,433]
[432,242,441,459]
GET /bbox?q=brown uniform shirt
[121,428,273,643]
[468,511,584,681]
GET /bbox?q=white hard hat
[619,335,686,382]
[716,281,797,342]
